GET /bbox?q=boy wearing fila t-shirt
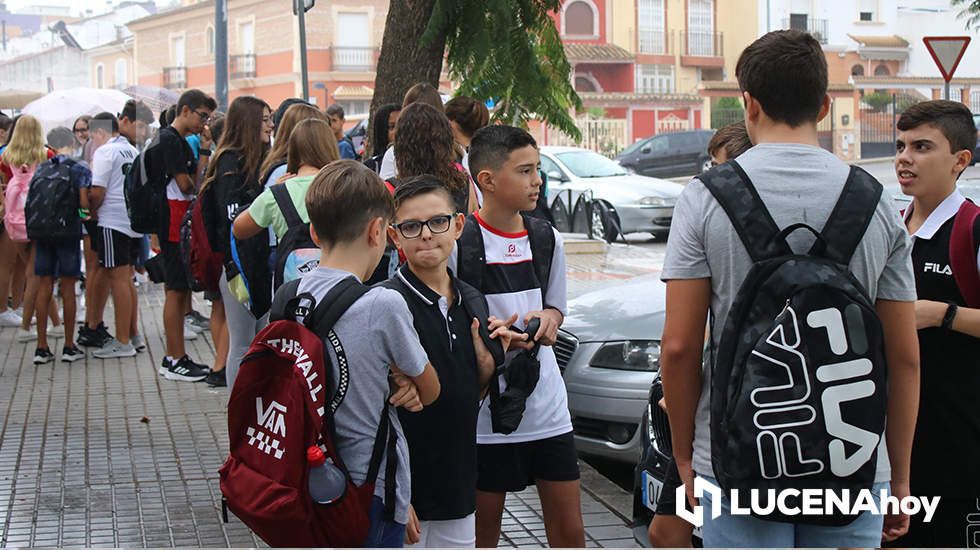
[451,125,584,548]
[890,99,980,548]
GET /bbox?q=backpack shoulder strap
[522,213,555,300]
[270,183,303,228]
[269,279,303,321]
[815,165,883,266]
[950,199,980,308]
[456,213,486,289]
[698,160,789,262]
[307,277,370,338]
[458,279,506,368]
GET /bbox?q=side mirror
[547,170,565,182]
[641,146,651,155]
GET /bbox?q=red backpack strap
[950,199,980,308]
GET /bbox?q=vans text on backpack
[219,277,397,547]
[698,160,886,526]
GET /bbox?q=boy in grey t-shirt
[659,30,920,547]
[294,160,440,547]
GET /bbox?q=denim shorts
[364,496,406,548]
[698,475,888,548]
[35,239,82,278]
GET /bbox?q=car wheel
[652,230,670,242]
[698,155,712,173]
[590,201,621,243]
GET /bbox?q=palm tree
[952,0,980,30]
[369,0,582,152]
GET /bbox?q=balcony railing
[783,17,829,44]
[638,29,670,55]
[332,47,377,72]
[230,53,256,79]
[163,66,186,90]
[684,30,723,57]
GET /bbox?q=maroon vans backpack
[219,277,397,547]
[950,199,980,308]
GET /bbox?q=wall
[88,44,134,89]
[0,46,88,92]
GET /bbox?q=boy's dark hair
[897,99,977,155]
[445,96,490,138]
[708,121,752,159]
[274,97,311,129]
[326,104,345,120]
[177,89,217,115]
[159,105,174,127]
[735,30,827,127]
[90,111,119,134]
[120,99,154,124]
[393,174,455,213]
[468,125,538,175]
[306,159,394,247]
[47,126,75,149]
[210,115,226,145]
[403,82,443,111]
[0,112,12,133]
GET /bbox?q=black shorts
[97,227,140,268]
[655,457,684,516]
[476,431,580,493]
[160,240,189,291]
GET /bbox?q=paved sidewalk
[0,245,652,548]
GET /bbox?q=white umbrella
[21,87,132,134]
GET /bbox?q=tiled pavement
[0,242,655,548]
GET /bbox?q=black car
[616,129,715,179]
[632,374,701,546]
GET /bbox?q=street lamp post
[215,0,228,111]
[294,0,311,101]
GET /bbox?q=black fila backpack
[701,160,888,526]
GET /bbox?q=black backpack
[125,133,165,235]
[271,183,319,290]
[456,212,556,302]
[701,160,887,526]
[25,156,81,241]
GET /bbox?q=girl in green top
[233,118,339,241]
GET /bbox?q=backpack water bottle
[306,446,346,504]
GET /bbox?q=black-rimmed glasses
[391,214,454,239]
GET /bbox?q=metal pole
[297,0,310,102]
[892,93,897,148]
[945,80,951,101]
[214,0,228,111]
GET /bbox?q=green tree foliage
[952,0,980,30]
[424,0,583,139]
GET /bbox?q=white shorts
[406,513,475,549]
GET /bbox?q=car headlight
[589,340,661,371]
[638,196,673,207]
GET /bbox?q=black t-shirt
[385,265,482,520]
[144,126,197,238]
[910,214,980,497]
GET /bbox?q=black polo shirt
[384,265,481,520]
[906,195,980,498]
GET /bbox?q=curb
[577,458,634,524]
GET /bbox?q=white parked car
[539,146,685,241]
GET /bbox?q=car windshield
[555,150,629,178]
[619,138,649,156]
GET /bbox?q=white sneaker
[16,328,37,342]
[183,319,199,340]
[0,309,22,327]
[132,333,146,352]
[76,308,86,323]
[92,338,137,359]
[48,324,65,338]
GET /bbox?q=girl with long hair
[71,115,91,160]
[0,115,60,338]
[363,103,400,174]
[200,95,273,389]
[259,102,328,187]
[233,118,339,244]
[394,102,476,214]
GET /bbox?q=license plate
[641,470,663,513]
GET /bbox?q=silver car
[539,146,684,242]
[556,274,665,463]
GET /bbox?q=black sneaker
[77,325,103,347]
[33,347,54,365]
[165,355,209,382]
[96,322,113,343]
[205,369,227,387]
[61,346,85,362]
